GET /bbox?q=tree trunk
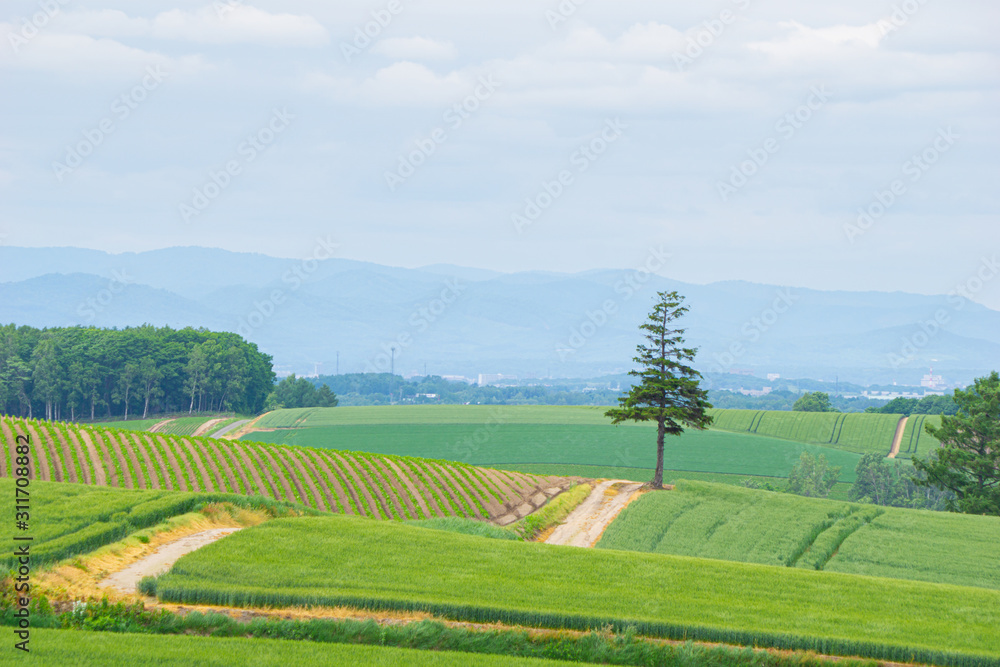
[652,417,666,488]
[143,394,150,419]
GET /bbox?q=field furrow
[25,422,59,481]
[329,451,381,517]
[277,448,327,511]
[240,444,283,499]
[341,453,394,519]
[367,455,416,519]
[140,434,172,490]
[179,437,216,491]
[252,444,297,503]
[224,442,267,496]
[311,450,361,514]
[202,440,241,494]
[63,427,93,485]
[155,435,191,491]
[293,448,339,512]
[384,457,431,519]
[87,430,118,487]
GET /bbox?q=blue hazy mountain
[1,246,998,386]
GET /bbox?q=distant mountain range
[2,246,999,387]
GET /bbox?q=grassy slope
[247,410,863,483]
[596,481,1000,590]
[0,477,317,568]
[156,515,1000,661]
[22,628,586,666]
[491,464,854,500]
[707,409,905,455]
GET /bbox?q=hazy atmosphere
[2,2,1000,664]
[2,0,998,308]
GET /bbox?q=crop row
[0,416,562,522]
[708,409,904,455]
[896,415,943,459]
[154,516,1000,667]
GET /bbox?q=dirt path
[888,416,908,459]
[212,419,250,438]
[545,480,643,548]
[98,528,243,594]
[192,418,227,437]
[149,419,176,433]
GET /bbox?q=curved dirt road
[545,480,643,548]
[888,416,908,459]
[212,419,250,438]
[98,528,242,594]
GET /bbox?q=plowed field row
[0,417,568,522]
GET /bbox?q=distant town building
[921,368,944,389]
[441,375,473,384]
[766,373,781,382]
[478,373,517,386]
[737,387,772,397]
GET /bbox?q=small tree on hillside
[793,391,836,412]
[786,452,840,498]
[606,291,713,489]
[913,371,1000,516]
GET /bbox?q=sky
[1,0,999,308]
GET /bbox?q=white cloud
[748,20,884,59]
[372,37,457,61]
[50,9,149,38]
[0,28,203,77]
[151,6,328,47]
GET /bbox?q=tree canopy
[792,391,837,412]
[785,452,840,498]
[864,394,958,416]
[0,324,274,420]
[606,291,712,489]
[266,374,338,410]
[912,371,1000,516]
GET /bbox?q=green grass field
[246,407,863,483]
[597,481,1000,590]
[155,515,1000,664]
[156,415,235,436]
[99,417,164,431]
[707,409,905,455]
[896,414,944,459]
[18,628,585,666]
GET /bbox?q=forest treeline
[0,324,274,420]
